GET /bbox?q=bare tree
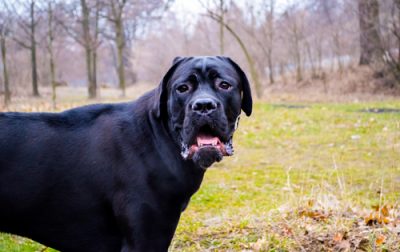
[395,0,400,63]
[8,0,41,97]
[81,0,101,98]
[103,0,169,97]
[104,0,127,96]
[282,5,305,82]
[358,0,383,65]
[379,0,400,82]
[0,6,11,106]
[43,0,59,109]
[216,0,228,55]
[264,0,275,84]
[240,0,276,85]
[59,0,103,98]
[309,0,345,75]
[257,0,275,84]
[203,1,262,98]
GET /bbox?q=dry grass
[169,100,400,252]
[265,65,400,103]
[0,83,155,112]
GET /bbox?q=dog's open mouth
[191,133,225,155]
[181,125,234,160]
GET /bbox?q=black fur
[0,56,252,251]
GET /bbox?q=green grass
[1,99,399,251]
[171,101,400,251]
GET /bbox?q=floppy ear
[224,57,253,116]
[172,56,183,64]
[153,57,186,118]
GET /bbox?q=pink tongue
[197,134,219,146]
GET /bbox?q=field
[0,87,399,251]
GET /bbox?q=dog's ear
[153,57,186,118]
[172,56,183,64]
[224,57,253,116]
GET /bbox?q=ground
[0,86,399,251]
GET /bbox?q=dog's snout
[192,98,218,115]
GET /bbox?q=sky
[171,0,292,16]
[170,0,292,32]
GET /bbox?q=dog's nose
[192,98,218,115]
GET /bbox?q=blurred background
[0,0,399,109]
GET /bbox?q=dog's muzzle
[180,97,234,161]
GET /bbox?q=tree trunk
[290,16,303,82]
[219,0,224,55]
[108,0,130,94]
[84,47,94,98]
[294,38,302,82]
[83,3,93,98]
[1,35,10,106]
[49,45,56,109]
[116,19,126,97]
[81,0,97,99]
[92,49,98,98]
[223,23,262,98]
[86,48,95,98]
[48,1,56,109]
[92,0,101,98]
[316,38,323,75]
[279,62,287,85]
[305,40,316,78]
[266,0,275,84]
[358,0,382,65]
[30,0,39,97]
[396,4,400,64]
[334,32,343,75]
[267,48,274,84]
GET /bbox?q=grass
[0,87,399,251]
[171,101,400,251]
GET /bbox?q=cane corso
[0,56,252,251]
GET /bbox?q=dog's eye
[218,81,232,90]
[177,84,190,93]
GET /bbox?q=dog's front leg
[119,202,181,252]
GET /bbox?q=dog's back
[0,107,125,251]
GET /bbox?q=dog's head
[153,56,252,169]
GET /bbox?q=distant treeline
[0,0,398,105]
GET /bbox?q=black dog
[0,56,252,251]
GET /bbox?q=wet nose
[191,98,218,115]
